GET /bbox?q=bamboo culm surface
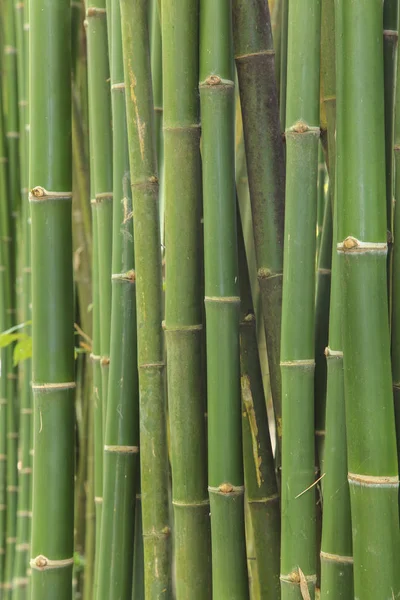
[29,0,75,598]
[280,1,321,599]
[120,0,172,595]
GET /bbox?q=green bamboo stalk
[29,0,74,598]
[233,0,285,461]
[238,216,280,600]
[279,0,288,129]
[0,91,11,594]
[320,109,353,600]
[384,0,398,238]
[199,2,248,598]
[3,0,20,224]
[96,0,139,595]
[162,0,211,597]
[132,484,144,600]
[280,1,321,598]
[83,361,95,600]
[13,2,31,593]
[120,1,171,596]
[272,0,282,89]
[337,1,400,597]
[90,210,103,600]
[84,0,113,435]
[314,0,336,470]
[392,0,400,477]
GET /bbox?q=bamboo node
[30,555,74,571]
[23,23,29,31]
[324,347,343,358]
[90,353,101,362]
[21,408,33,414]
[29,187,72,202]
[16,542,31,550]
[7,486,19,492]
[348,472,399,487]
[204,295,240,304]
[13,577,29,587]
[4,45,17,55]
[0,398,7,405]
[0,157,7,163]
[205,75,221,86]
[0,456,6,462]
[280,571,317,585]
[7,432,18,439]
[384,29,398,38]
[111,82,125,91]
[100,356,110,366]
[104,445,139,454]
[320,550,353,564]
[338,237,387,253]
[94,496,103,504]
[235,49,275,61]
[15,2,24,9]
[86,7,107,17]
[6,538,17,544]
[111,270,136,282]
[139,361,165,369]
[287,121,320,135]
[6,131,20,139]
[209,483,244,496]
[31,381,76,392]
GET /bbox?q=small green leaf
[13,337,32,366]
[0,332,27,349]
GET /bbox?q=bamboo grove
[0,0,400,598]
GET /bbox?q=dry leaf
[299,568,311,600]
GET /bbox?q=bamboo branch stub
[30,555,74,571]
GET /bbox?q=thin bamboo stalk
[162,0,211,596]
[280,0,321,598]
[384,0,399,238]
[199,2,248,598]
[279,0,288,130]
[392,0,400,476]
[232,0,285,461]
[82,361,95,600]
[29,0,74,597]
[132,483,144,600]
[337,1,400,597]
[238,216,280,600]
[320,126,353,600]
[120,0,171,595]
[84,0,113,435]
[96,0,139,595]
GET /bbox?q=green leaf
[0,332,27,349]
[13,336,32,366]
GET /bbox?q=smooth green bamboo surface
[200,3,248,599]
[238,218,280,600]
[0,96,11,593]
[85,0,113,434]
[3,0,20,223]
[83,367,95,600]
[280,1,321,598]
[337,1,400,597]
[393,0,400,470]
[97,0,139,596]
[384,0,399,235]
[91,210,103,600]
[132,485,144,600]
[320,148,353,600]
[279,0,288,130]
[162,0,211,598]
[13,1,31,594]
[120,1,171,596]
[29,0,74,598]
[232,0,285,459]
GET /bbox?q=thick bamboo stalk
[162,0,211,597]
[337,1,400,597]
[84,0,113,434]
[232,0,285,460]
[199,2,248,598]
[120,0,171,595]
[29,0,74,597]
[280,1,321,598]
[96,0,139,595]
[238,217,280,600]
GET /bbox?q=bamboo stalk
[279,0,288,130]
[232,0,285,461]
[96,0,139,595]
[280,1,321,598]
[337,1,400,597]
[383,0,398,239]
[238,216,280,600]
[120,0,171,595]
[29,0,74,597]
[199,2,248,598]
[84,0,113,435]
[132,483,144,600]
[392,0,400,477]
[162,0,211,596]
